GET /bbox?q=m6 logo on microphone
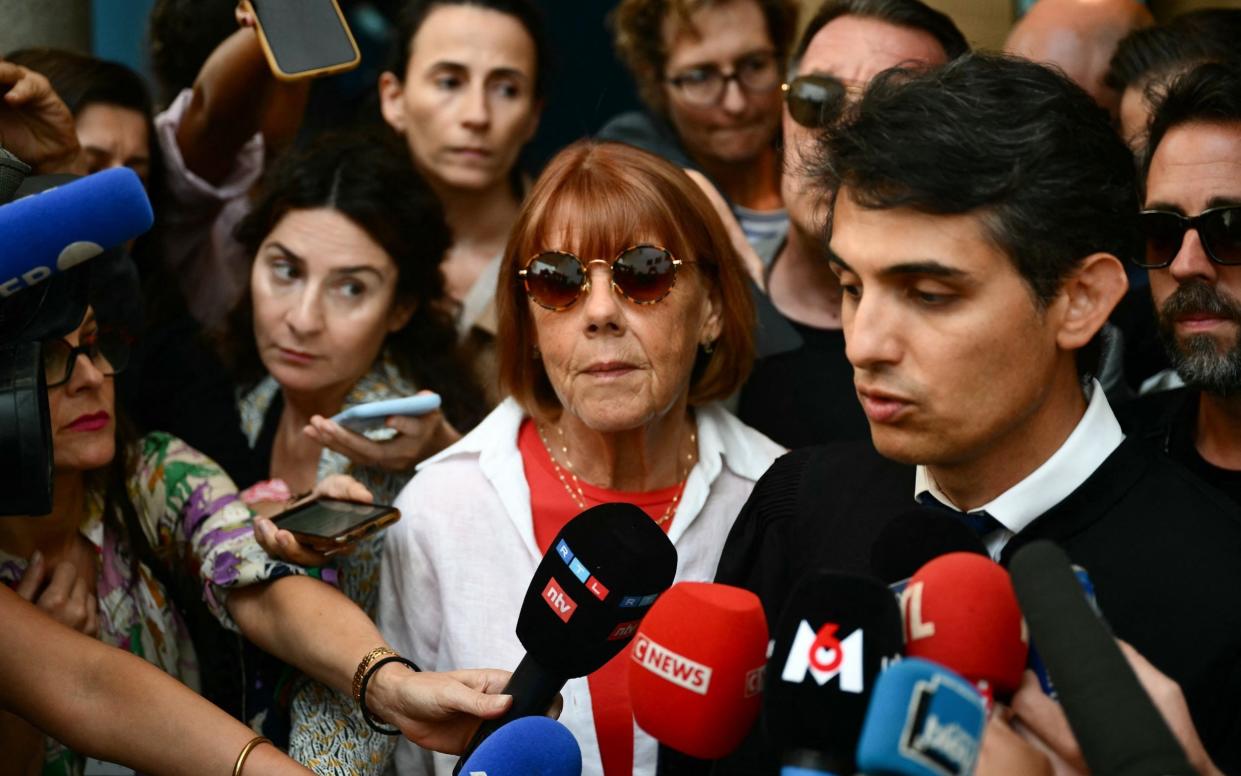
[632,634,713,694]
[780,620,866,693]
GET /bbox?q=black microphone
[1009,541,1195,776]
[870,508,988,586]
[765,569,904,775]
[453,502,677,773]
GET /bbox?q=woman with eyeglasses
[377,141,785,776]
[603,0,799,257]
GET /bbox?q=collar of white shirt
[913,379,1125,541]
[418,397,783,546]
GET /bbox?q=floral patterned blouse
[238,356,419,775]
[0,432,303,776]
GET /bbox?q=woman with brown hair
[377,141,784,776]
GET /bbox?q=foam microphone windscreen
[902,553,1026,703]
[855,658,986,776]
[766,570,904,774]
[517,502,678,676]
[457,716,583,776]
[629,582,768,759]
[1010,541,1194,776]
[871,509,988,586]
[0,168,153,298]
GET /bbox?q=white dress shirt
[378,398,784,776]
[914,379,1125,559]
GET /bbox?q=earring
[532,345,542,360]
[701,340,716,355]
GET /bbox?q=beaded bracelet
[358,654,421,735]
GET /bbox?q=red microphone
[901,552,1027,706]
[628,581,768,759]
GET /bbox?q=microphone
[454,503,677,772]
[765,570,904,775]
[870,508,987,587]
[0,167,153,298]
[901,552,1027,706]
[1010,541,1195,776]
[855,657,986,776]
[629,581,768,759]
[456,716,583,776]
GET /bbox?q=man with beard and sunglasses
[1118,61,1241,509]
[736,0,967,449]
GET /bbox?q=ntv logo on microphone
[780,621,867,693]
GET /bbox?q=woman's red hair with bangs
[497,140,755,417]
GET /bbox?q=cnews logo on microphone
[632,634,713,694]
[781,621,866,693]
[899,674,984,776]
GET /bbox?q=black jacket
[699,438,1241,775]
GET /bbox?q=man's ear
[378,71,407,134]
[1055,252,1129,351]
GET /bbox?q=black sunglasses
[1136,206,1241,269]
[43,328,131,388]
[782,74,856,129]
[518,245,682,311]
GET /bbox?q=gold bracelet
[352,646,398,706]
[232,736,271,776]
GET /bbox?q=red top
[517,419,680,776]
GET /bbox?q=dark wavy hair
[1142,61,1241,190]
[821,53,1140,308]
[148,0,238,106]
[611,0,800,114]
[791,0,968,75]
[231,132,486,430]
[1106,10,1241,93]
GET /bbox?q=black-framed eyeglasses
[42,328,131,388]
[782,74,858,129]
[666,50,780,106]
[518,244,683,311]
[1135,206,1241,268]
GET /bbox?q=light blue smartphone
[330,393,442,432]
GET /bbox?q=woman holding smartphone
[229,132,486,773]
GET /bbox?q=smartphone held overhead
[249,0,361,80]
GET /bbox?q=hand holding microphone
[453,502,678,772]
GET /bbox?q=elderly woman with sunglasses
[377,141,784,776]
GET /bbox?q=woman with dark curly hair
[229,131,487,773]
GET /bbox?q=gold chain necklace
[536,421,696,527]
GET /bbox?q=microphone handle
[452,653,564,775]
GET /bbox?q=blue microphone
[456,716,582,776]
[0,167,153,298]
[856,658,986,776]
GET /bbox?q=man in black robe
[713,53,1241,773]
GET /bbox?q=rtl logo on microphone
[781,621,868,693]
[632,634,713,695]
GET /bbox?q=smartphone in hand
[249,0,361,81]
[272,497,400,554]
[330,393,443,433]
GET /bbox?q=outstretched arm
[0,585,312,776]
[173,2,309,185]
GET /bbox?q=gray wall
[0,0,91,56]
